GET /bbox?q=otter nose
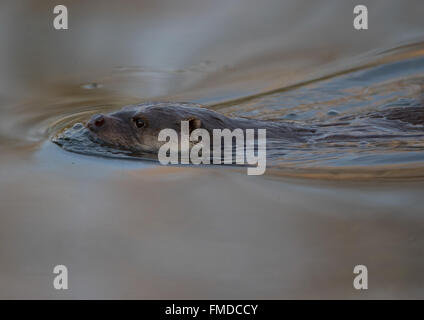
[87,114,105,130]
[93,114,105,127]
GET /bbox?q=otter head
[86,104,203,153]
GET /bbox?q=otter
[86,102,315,153]
[86,102,424,154]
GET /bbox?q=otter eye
[133,118,145,128]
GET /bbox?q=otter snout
[86,114,106,131]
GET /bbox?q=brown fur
[86,102,313,152]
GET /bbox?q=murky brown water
[1,0,424,298]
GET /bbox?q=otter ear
[182,117,202,133]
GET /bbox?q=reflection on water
[1,0,424,298]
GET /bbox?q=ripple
[52,122,156,161]
[44,47,424,179]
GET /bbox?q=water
[1,0,424,298]
[53,53,424,178]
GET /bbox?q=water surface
[1,0,424,298]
